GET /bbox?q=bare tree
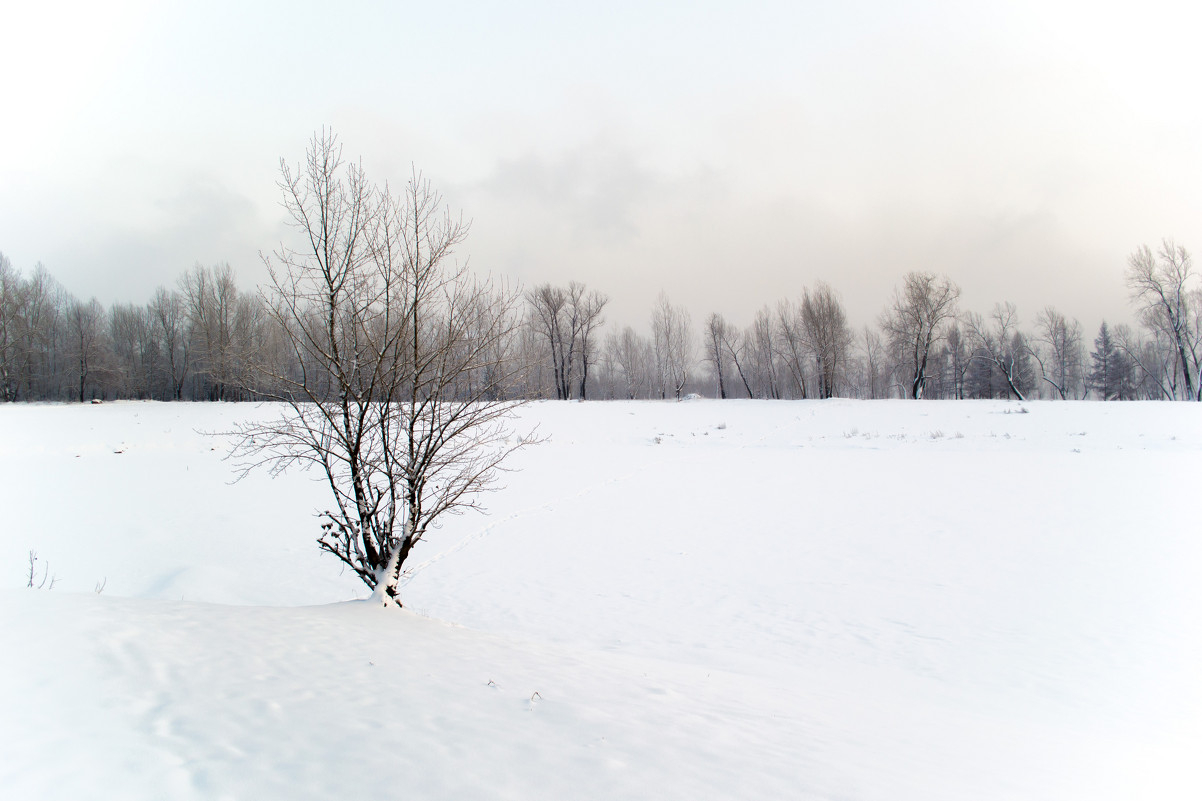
[881,272,960,399]
[856,326,886,399]
[701,312,754,399]
[526,284,569,398]
[935,323,971,400]
[604,325,653,399]
[13,266,47,398]
[651,292,694,399]
[1126,240,1201,400]
[1031,306,1083,400]
[1112,323,1177,401]
[109,300,162,396]
[800,281,853,399]
[0,253,24,400]
[15,266,68,400]
[575,287,608,399]
[963,302,1029,401]
[775,298,809,398]
[725,324,756,399]
[704,312,730,399]
[66,297,109,402]
[181,263,262,400]
[150,287,191,400]
[526,282,608,400]
[231,131,529,607]
[748,308,780,399]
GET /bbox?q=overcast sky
[2,0,1200,332]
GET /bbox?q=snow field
[1,399,1200,799]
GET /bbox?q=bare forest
[2,238,1199,404]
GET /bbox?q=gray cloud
[42,175,276,304]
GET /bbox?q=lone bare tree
[881,272,960,399]
[232,130,528,607]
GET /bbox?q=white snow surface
[2,399,1200,799]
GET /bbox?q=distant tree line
[1,238,1199,403]
[0,258,264,402]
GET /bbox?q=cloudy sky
[2,0,1199,332]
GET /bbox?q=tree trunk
[374,525,414,608]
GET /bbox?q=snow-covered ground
[2,399,1199,799]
